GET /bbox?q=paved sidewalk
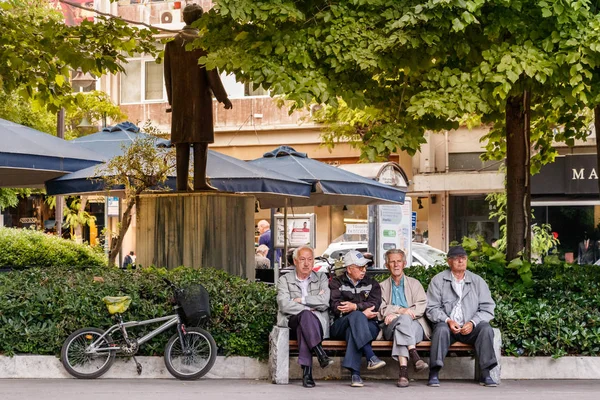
[1,379,599,400]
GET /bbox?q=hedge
[1,250,599,359]
[407,262,600,357]
[0,227,106,269]
[0,266,276,359]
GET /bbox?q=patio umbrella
[249,145,406,208]
[46,125,311,203]
[0,118,103,188]
[46,149,312,203]
[250,146,407,272]
[69,121,170,159]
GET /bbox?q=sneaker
[427,371,440,387]
[367,355,386,370]
[479,376,497,387]
[351,374,364,387]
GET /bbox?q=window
[120,56,165,104]
[244,82,267,97]
[220,73,269,98]
[448,153,502,171]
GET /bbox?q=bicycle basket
[175,284,211,326]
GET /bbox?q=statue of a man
[164,4,232,191]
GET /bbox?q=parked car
[313,241,446,272]
[410,242,446,267]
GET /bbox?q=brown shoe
[414,359,429,372]
[397,366,409,388]
[409,348,428,372]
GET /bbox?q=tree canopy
[196,0,600,259]
[0,0,156,112]
[197,0,597,158]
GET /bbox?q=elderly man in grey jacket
[426,245,497,387]
[277,245,333,388]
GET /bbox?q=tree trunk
[505,92,531,261]
[595,106,600,197]
[108,197,136,267]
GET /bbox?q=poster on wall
[274,213,316,249]
[375,197,412,268]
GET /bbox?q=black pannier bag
[175,284,211,326]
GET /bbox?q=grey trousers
[382,315,424,359]
[429,321,498,372]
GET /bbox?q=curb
[1,355,599,379]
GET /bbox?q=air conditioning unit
[418,132,436,173]
[160,9,181,25]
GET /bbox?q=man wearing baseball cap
[329,250,385,387]
[425,245,498,387]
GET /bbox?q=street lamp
[71,69,96,91]
[55,69,97,236]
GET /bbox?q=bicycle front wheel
[61,327,116,379]
[164,327,217,380]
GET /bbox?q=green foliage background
[0,228,598,359]
[0,266,277,359]
[407,262,600,358]
[0,227,107,269]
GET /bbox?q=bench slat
[289,340,474,351]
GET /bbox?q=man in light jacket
[426,245,497,387]
[379,249,431,387]
[277,245,333,388]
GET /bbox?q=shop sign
[532,154,600,195]
[107,197,119,216]
[346,223,368,235]
[19,217,37,224]
[375,198,413,268]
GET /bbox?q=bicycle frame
[89,313,181,354]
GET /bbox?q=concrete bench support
[269,326,290,384]
[269,325,502,384]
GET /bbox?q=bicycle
[60,279,217,380]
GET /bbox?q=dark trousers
[330,311,379,372]
[176,142,209,191]
[289,310,324,367]
[429,321,497,372]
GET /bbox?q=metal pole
[283,198,289,269]
[55,108,65,237]
[104,197,109,257]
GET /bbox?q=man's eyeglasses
[350,265,367,271]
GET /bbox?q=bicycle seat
[102,296,132,314]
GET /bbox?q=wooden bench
[270,326,502,384]
[289,339,475,352]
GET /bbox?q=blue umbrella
[46,149,312,204]
[69,121,170,160]
[46,126,311,204]
[0,118,103,188]
[249,145,406,208]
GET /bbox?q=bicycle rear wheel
[61,327,116,379]
[164,327,217,380]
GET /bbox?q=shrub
[1,252,599,359]
[405,262,600,358]
[0,227,107,269]
[0,266,276,359]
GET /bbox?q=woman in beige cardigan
[379,249,431,387]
